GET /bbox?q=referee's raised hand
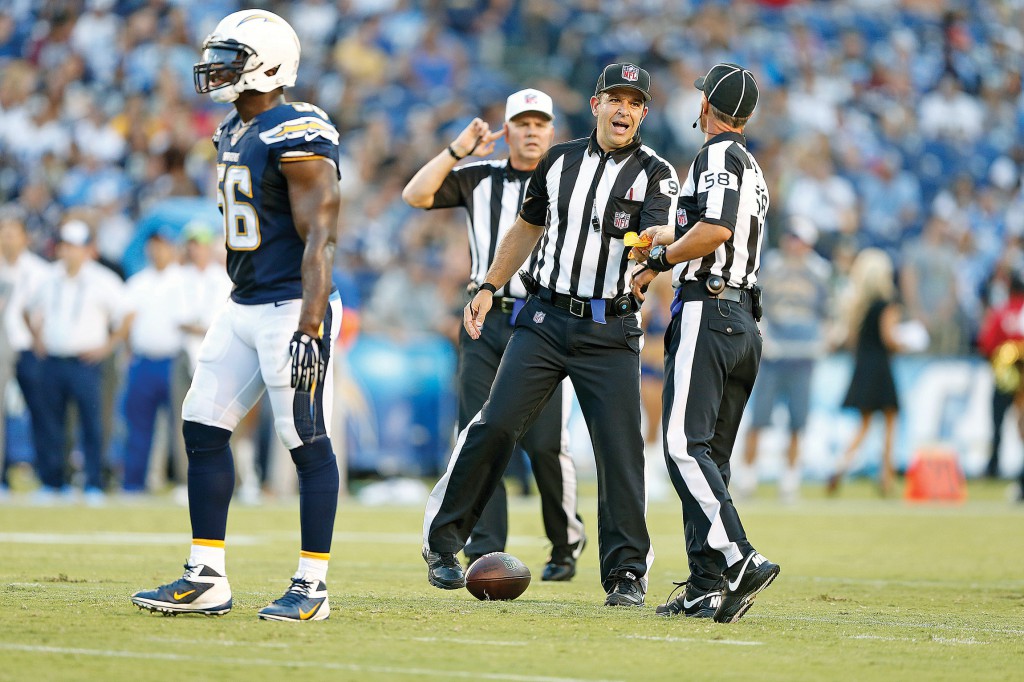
[450,118,505,160]
[464,288,493,340]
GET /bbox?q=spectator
[119,227,185,494]
[169,220,231,493]
[784,140,858,258]
[0,209,49,494]
[828,248,904,498]
[977,269,1024,493]
[25,219,127,504]
[739,218,831,503]
[899,216,963,354]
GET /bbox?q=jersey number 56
[217,164,260,251]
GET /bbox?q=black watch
[646,245,673,272]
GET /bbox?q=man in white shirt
[0,210,50,493]
[26,219,127,503]
[120,226,187,493]
[169,221,231,491]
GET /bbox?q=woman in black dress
[828,249,904,497]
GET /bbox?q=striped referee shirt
[520,132,679,300]
[430,159,535,299]
[674,131,769,288]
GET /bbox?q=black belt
[492,297,519,314]
[680,278,749,304]
[535,286,639,319]
[714,286,746,303]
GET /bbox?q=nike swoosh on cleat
[299,602,321,620]
[173,590,196,600]
[682,591,721,609]
[727,554,756,592]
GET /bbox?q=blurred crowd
[2,0,1024,498]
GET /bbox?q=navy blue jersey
[212,102,341,304]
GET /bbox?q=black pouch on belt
[519,270,539,295]
[751,285,763,322]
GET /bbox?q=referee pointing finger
[422,63,680,607]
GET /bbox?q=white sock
[189,543,226,575]
[296,555,329,584]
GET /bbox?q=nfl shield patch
[676,207,688,228]
[524,93,538,104]
[622,64,639,82]
[533,311,546,324]
[614,211,631,231]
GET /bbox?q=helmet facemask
[193,40,258,103]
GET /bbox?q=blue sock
[290,438,339,554]
[183,421,234,542]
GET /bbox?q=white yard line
[406,636,528,647]
[792,575,1024,590]
[0,644,623,682]
[626,635,762,646]
[0,532,259,546]
[766,615,1024,636]
[848,634,985,645]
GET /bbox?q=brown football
[465,552,531,601]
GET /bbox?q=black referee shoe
[714,551,780,623]
[604,569,644,607]
[655,581,723,619]
[423,549,466,590]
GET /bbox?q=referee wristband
[447,144,465,161]
[478,282,497,294]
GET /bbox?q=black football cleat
[541,558,576,582]
[423,549,466,589]
[714,551,780,623]
[131,563,232,616]
[604,569,645,607]
[543,536,585,582]
[655,581,723,619]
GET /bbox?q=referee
[403,89,586,581]
[631,63,780,623]
[423,63,679,607]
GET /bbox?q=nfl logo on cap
[621,64,639,82]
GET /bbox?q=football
[465,552,531,601]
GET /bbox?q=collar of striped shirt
[585,130,642,160]
[701,130,746,150]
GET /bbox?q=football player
[131,9,342,622]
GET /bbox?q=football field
[1,481,1022,681]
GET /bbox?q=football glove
[289,331,326,392]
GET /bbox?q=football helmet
[193,9,300,104]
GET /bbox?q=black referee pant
[662,281,761,592]
[425,296,651,591]
[455,308,586,561]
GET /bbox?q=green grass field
[1,480,1023,682]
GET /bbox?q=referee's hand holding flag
[629,225,675,301]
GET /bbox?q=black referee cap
[595,63,651,102]
[694,63,758,118]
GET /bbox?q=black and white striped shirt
[431,159,535,299]
[674,131,769,288]
[520,132,679,300]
